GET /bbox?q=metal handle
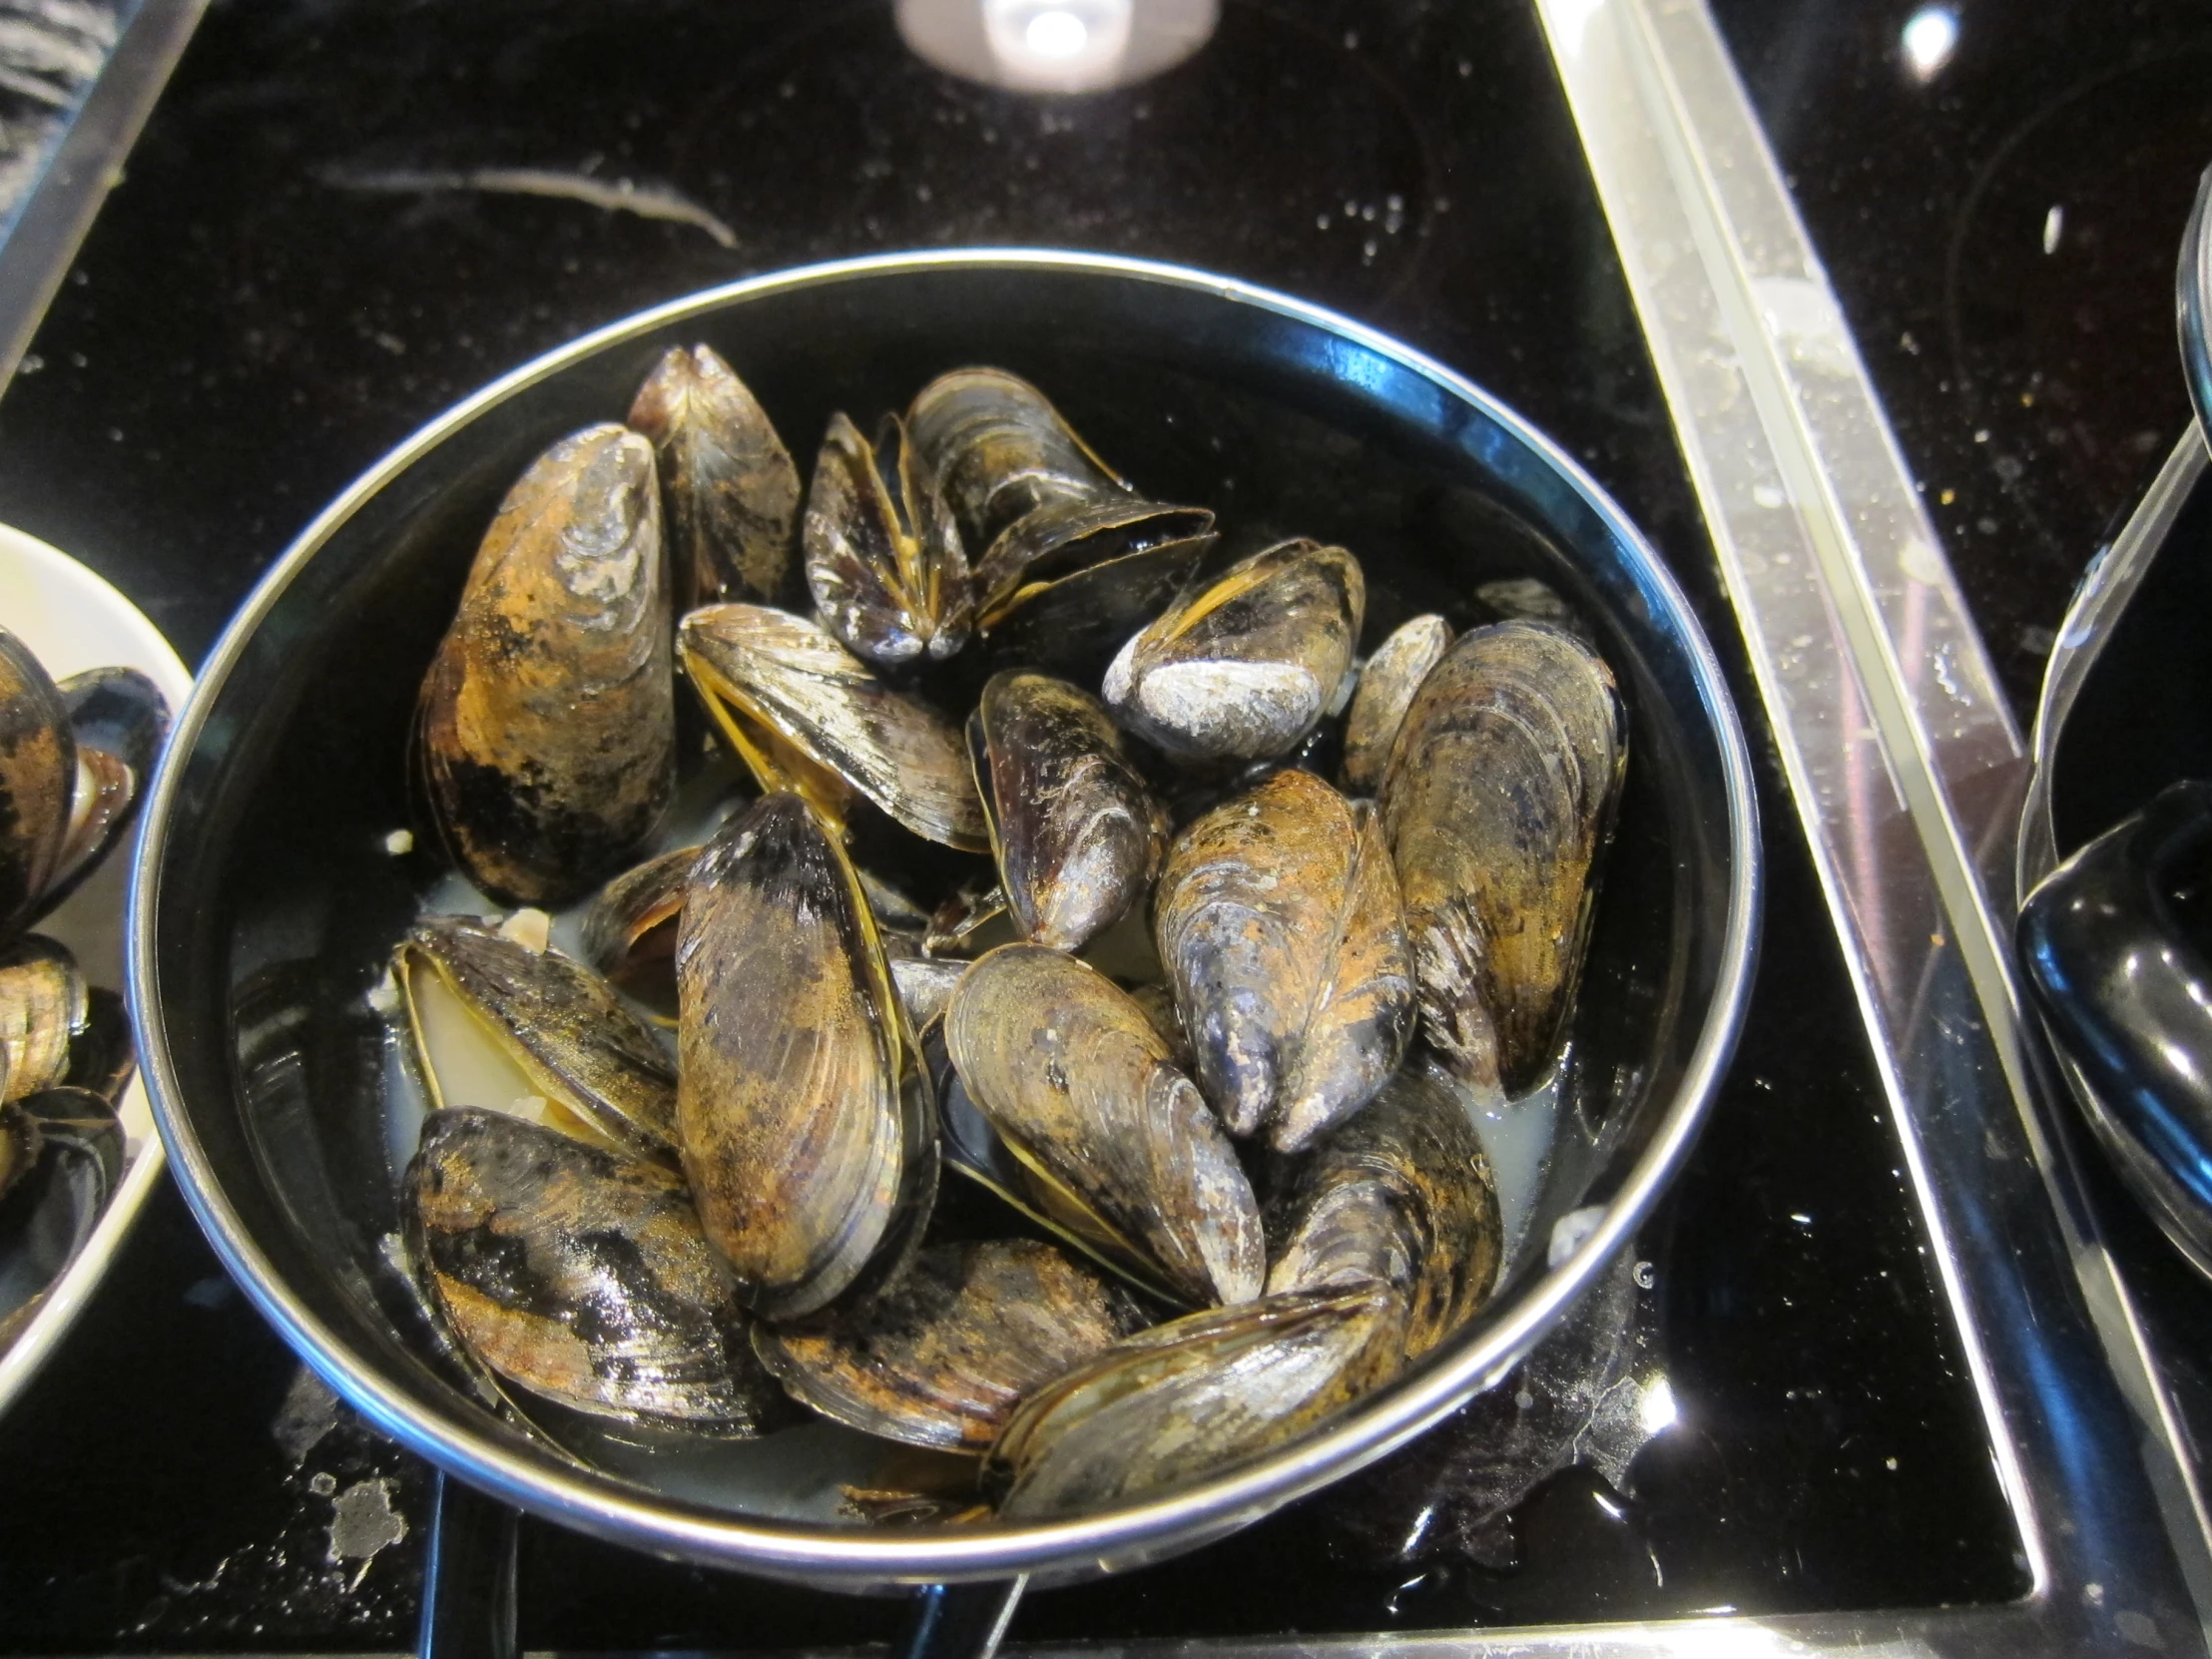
[416,1471,519,1659]
[2019,779,2212,1267]
[895,1577,1028,1659]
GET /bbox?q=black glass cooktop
[1713,0,2212,1588]
[0,1,2025,1648]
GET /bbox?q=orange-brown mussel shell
[676,793,937,1321]
[753,1239,1149,1452]
[1379,620,1627,1097]
[1156,769,1413,1152]
[418,424,675,906]
[969,671,1167,953]
[627,342,800,609]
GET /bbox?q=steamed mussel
[676,792,938,1320]
[0,624,166,1358]
[1155,768,1413,1153]
[417,423,676,907]
[385,348,1636,1525]
[806,411,973,665]
[406,1106,784,1436]
[1379,620,1627,1097]
[753,1239,1146,1452]
[629,342,801,610]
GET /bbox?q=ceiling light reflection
[896,0,1216,95]
[1902,6,1957,83]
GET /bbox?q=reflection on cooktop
[0,0,2022,1648]
[1713,0,2212,719]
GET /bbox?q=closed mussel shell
[679,604,988,852]
[1103,539,1365,763]
[0,935,86,1105]
[0,628,74,941]
[806,411,973,666]
[1157,770,1413,1153]
[1341,615,1451,795]
[418,423,676,906]
[944,943,1263,1309]
[754,1239,1150,1453]
[1266,1065,1502,1359]
[984,1281,1406,1519]
[677,793,938,1321]
[970,672,1167,953]
[397,916,679,1158]
[404,1106,783,1435]
[1379,620,1627,1097]
[628,342,801,609]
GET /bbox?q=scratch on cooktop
[321,165,739,249]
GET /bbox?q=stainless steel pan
[128,251,1758,1604]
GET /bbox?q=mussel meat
[944,942,1263,1309]
[1379,620,1627,1097]
[984,1281,1405,1518]
[628,342,801,608]
[1155,769,1413,1152]
[806,412,973,665]
[405,1105,784,1435]
[1267,1065,1502,1358]
[969,672,1167,953]
[417,423,676,906]
[676,793,938,1320]
[396,916,679,1159]
[753,1239,1149,1452]
[1103,539,1365,763]
[679,604,988,852]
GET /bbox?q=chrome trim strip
[127,247,1761,1587]
[1539,0,2212,1651]
[0,0,209,389]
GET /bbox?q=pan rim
[128,246,1761,1584]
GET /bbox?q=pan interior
[143,261,1742,1566]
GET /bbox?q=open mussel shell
[0,627,75,941]
[1156,769,1413,1153]
[806,411,974,666]
[0,1085,122,1350]
[923,876,1010,958]
[628,342,801,609]
[0,935,88,1105]
[1379,620,1628,1097]
[975,522,1215,685]
[396,916,679,1158]
[679,604,988,853]
[753,1239,1150,1453]
[1266,1065,1502,1359]
[1103,538,1366,764]
[404,1106,784,1435]
[29,666,172,923]
[944,943,1263,1310]
[677,793,939,1321]
[984,1281,1406,1519]
[579,843,700,1017]
[907,366,1129,555]
[1341,615,1451,796]
[969,672,1167,953]
[417,423,676,907]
